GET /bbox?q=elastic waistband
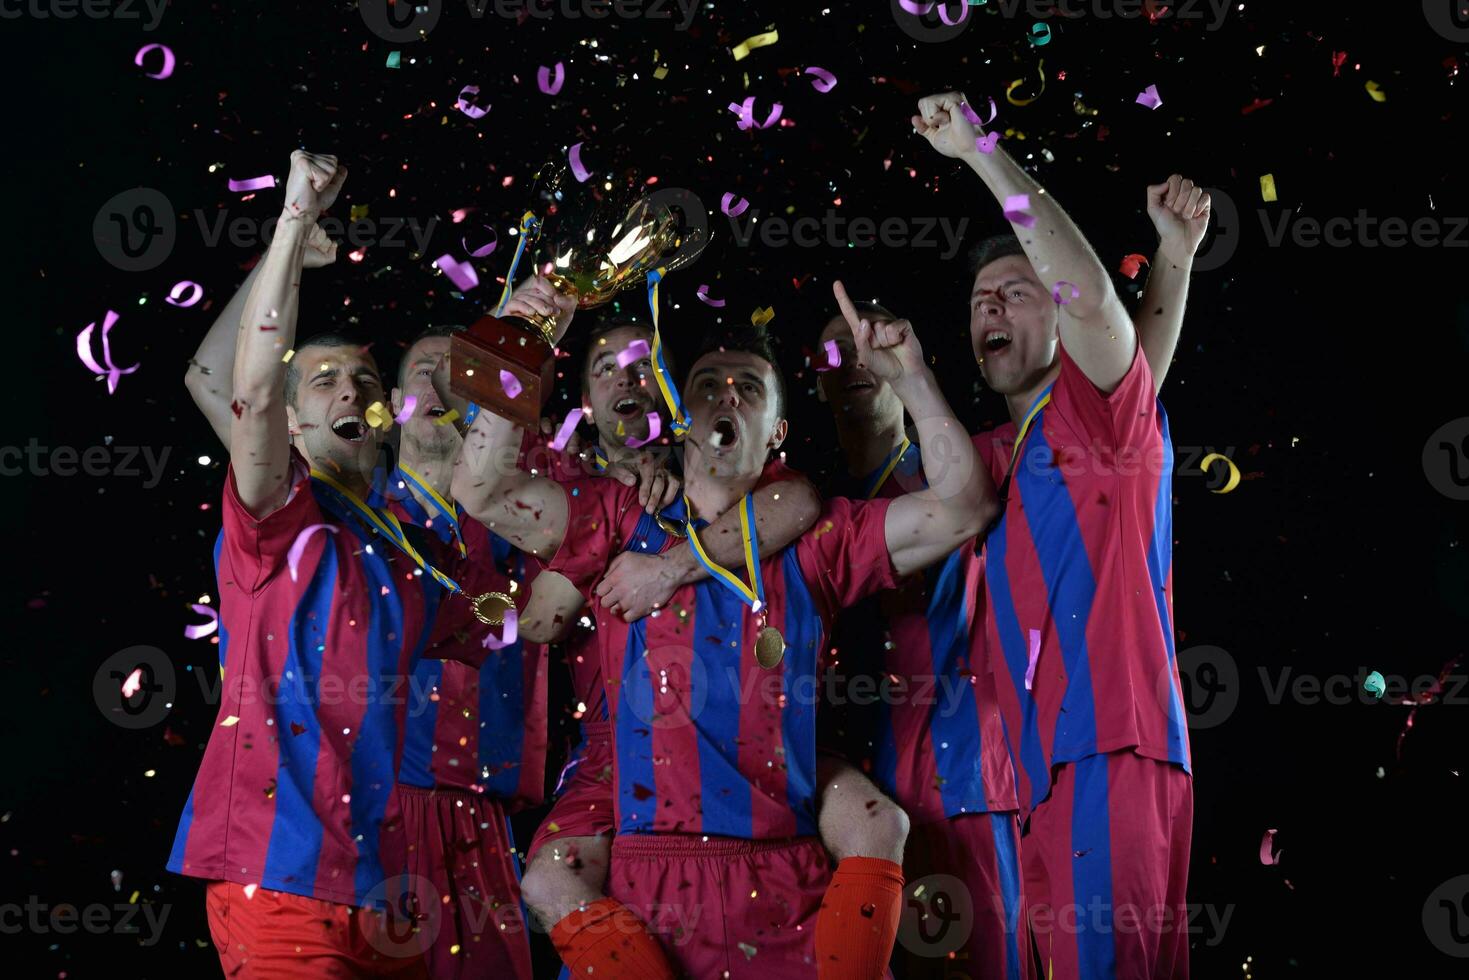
[579,720,613,738]
[395,783,495,804]
[612,833,823,859]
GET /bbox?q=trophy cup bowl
[450,167,705,428]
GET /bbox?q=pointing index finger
[832,279,863,333]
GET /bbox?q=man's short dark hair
[286,332,375,407]
[966,233,1028,280]
[689,324,786,419]
[396,324,463,389]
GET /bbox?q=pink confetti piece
[624,412,663,449]
[696,284,726,307]
[166,281,204,307]
[499,369,523,399]
[288,524,339,583]
[461,226,497,258]
[1025,628,1041,691]
[937,0,968,24]
[959,97,998,128]
[227,175,276,193]
[615,339,651,369]
[1003,194,1036,229]
[537,62,565,95]
[184,604,219,640]
[568,142,591,182]
[455,84,488,119]
[434,253,479,292]
[813,339,841,372]
[394,396,418,424]
[1136,84,1162,110]
[975,132,1001,154]
[133,43,175,80]
[548,408,584,451]
[120,668,143,698]
[482,607,519,650]
[805,66,837,93]
[1119,253,1150,279]
[898,0,933,12]
[77,310,139,395]
[1259,828,1282,865]
[721,193,750,218]
[726,96,783,131]
[1051,281,1080,305]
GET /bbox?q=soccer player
[436,284,996,977]
[913,93,1212,978]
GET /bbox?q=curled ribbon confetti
[184,604,219,640]
[537,62,565,95]
[568,142,591,182]
[455,84,488,119]
[482,607,519,650]
[813,340,841,372]
[499,369,523,399]
[624,412,663,449]
[364,401,393,430]
[1025,628,1041,691]
[548,408,584,451]
[721,192,750,218]
[805,66,837,93]
[1029,23,1052,46]
[1259,828,1282,866]
[1002,194,1036,228]
[897,0,932,12]
[434,253,479,292]
[615,339,651,369]
[77,310,139,394]
[1006,59,1046,107]
[227,175,276,193]
[727,97,783,131]
[751,306,775,328]
[462,226,497,258]
[959,97,999,128]
[731,29,779,62]
[1199,452,1242,494]
[134,43,175,80]
[166,281,204,307]
[1119,253,1150,279]
[394,396,418,424]
[696,284,726,307]
[935,0,968,26]
[287,524,339,582]
[1363,670,1387,699]
[1051,281,1080,305]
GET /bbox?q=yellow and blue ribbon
[493,210,542,317]
[683,492,765,612]
[310,467,462,593]
[1008,384,1054,470]
[395,464,467,558]
[861,437,913,499]
[647,267,691,439]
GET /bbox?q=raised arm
[591,475,824,622]
[830,281,994,575]
[185,228,340,449]
[230,151,344,517]
[914,91,1135,392]
[1133,175,1210,392]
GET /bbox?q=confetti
[975,132,1001,154]
[165,281,204,307]
[1199,453,1242,494]
[1364,80,1386,102]
[696,284,726,307]
[184,604,219,640]
[77,310,139,395]
[1363,670,1387,699]
[242,883,258,899]
[568,141,592,182]
[537,62,565,96]
[805,66,837,93]
[731,29,779,61]
[721,192,751,218]
[548,408,584,451]
[1028,23,1052,46]
[1135,84,1163,110]
[499,370,523,399]
[394,396,418,424]
[227,175,276,193]
[1259,828,1282,865]
[959,97,999,128]
[727,96,783,131]
[615,339,651,369]
[455,84,488,119]
[1260,174,1278,202]
[434,253,479,292]
[751,306,775,328]
[385,50,401,69]
[364,401,393,430]
[1119,253,1150,279]
[1002,194,1036,228]
[220,716,240,727]
[462,226,497,258]
[121,668,143,699]
[288,524,340,582]
[813,340,841,372]
[625,413,663,449]
[1006,59,1046,106]
[1051,281,1080,305]
[1025,629,1041,691]
[133,43,175,80]
[434,408,461,427]
[482,608,519,650]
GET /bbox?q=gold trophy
[449,165,706,427]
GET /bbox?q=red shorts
[398,784,533,980]
[527,720,615,863]
[205,881,429,979]
[1023,750,1192,980]
[608,833,836,979]
[898,812,1033,980]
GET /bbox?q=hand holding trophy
[449,164,706,427]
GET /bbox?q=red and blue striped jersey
[388,480,548,809]
[979,346,1189,820]
[544,479,898,839]
[826,442,1018,826]
[167,451,445,907]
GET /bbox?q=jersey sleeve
[538,478,638,600]
[1050,340,1159,451]
[519,426,597,483]
[220,448,323,592]
[795,496,900,615]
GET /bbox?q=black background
[2,0,1468,976]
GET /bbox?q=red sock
[550,897,677,979]
[815,856,904,979]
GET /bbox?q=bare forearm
[670,478,822,586]
[452,412,568,558]
[186,260,262,448]
[234,217,308,403]
[1134,248,1193,392]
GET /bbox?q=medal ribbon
[493,211,542,317]
[977,382,1055,551]
[647,267,692,439]
[395,464,467,558]
[309,467,462,593]
[683,492,765,612]
[861,437,913,499]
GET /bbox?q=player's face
[969,253,1061,395]
[288,344,386,479]
[817,314,903,429]
[392,335,458,458]
[583,326,662,449]
[684,350,787,479]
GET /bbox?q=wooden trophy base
[449,314,555,429]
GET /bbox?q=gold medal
[655,515,687,539]
[471,592,514,626]
[754,626,786,669]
